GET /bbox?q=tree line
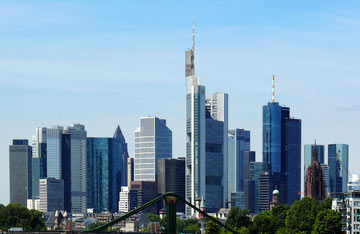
[0,203,46,231]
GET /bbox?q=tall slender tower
[262,76,301,207]
[185,25,228,215]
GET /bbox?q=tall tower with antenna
[185,22,195,77]
[262,75,302,207]
[185,23,228,216]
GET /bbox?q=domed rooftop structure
[273,189,280,195]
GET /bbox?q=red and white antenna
[272,75,275,102]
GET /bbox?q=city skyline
[2,1,360,205]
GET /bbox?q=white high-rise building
[134,117,172,182]
[119,186,130,213]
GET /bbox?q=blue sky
[1,1,360,204]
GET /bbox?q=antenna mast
[192,22,195,52]
[272,75,275,102]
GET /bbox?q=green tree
[275,227,290,234]
[87,222,104,230]
[0,203,45,231]
[271,204,289,230]
[205,220,221,234]
[285,197,320,234]
[311,209,341,234]
[182,219,201,234]
[225,207,252,229]
[146,213,161,222]
[248,210,276,234]
[318,197,333,211]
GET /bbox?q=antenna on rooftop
[272,75,275,102]
[192,22,195,52]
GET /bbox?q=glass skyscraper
[134,117,172,182]
[262,101,301,206]
[46,127,63,179]
[227,129,250,201]
[185,43,228,215]
[285,118,301,205]
[31,124,88,213]
[328,144,349,194]
[31,128,47,199]
[67,124,87,213]
[87,126,128,213]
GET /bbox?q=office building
[67,124,87,213]
[113,125,129,187]
[119,186,130,213]
[259,172,285,212]
[87,127,128,213]
[157,158,185,213]
[46,127,64,179]
[285,118,301,205]
[205,93,228,213]
[321,164,330,197]
[305,144,325,200]
[39,178,64,213]
[61,130,71,212]
[244,151,255,212]
[130,181,158,214]
[230,192,245,209]
[31,128,47,199]
[328,144,349,194]
[134,117,172,182]
[252,162,264,214]
[348,175,360,191]
[9,140,32,206]
[185,28,228,215]
[228,129,250,201]
[263,100,301,206]
[335,190,360,234]
[128,157,134,186]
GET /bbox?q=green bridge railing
[83,192,237,234]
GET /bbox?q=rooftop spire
[113,125,126,142]
[313,140,318,161]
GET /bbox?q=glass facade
[286,118,301,205]
[46,127,63,179]
[263,102,283,172]
[87,126,128,213]
[227,129,250,201]
[253,162,264,214]
[134,117,172,182]
[87,138,110,213]
[205,118,224,212]
[262,102,301,206]
[67,124,87,213]
[329,144,349,194]
[31,128,47,199]
[185,76,206,216]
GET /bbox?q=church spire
[313,140,318,161]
